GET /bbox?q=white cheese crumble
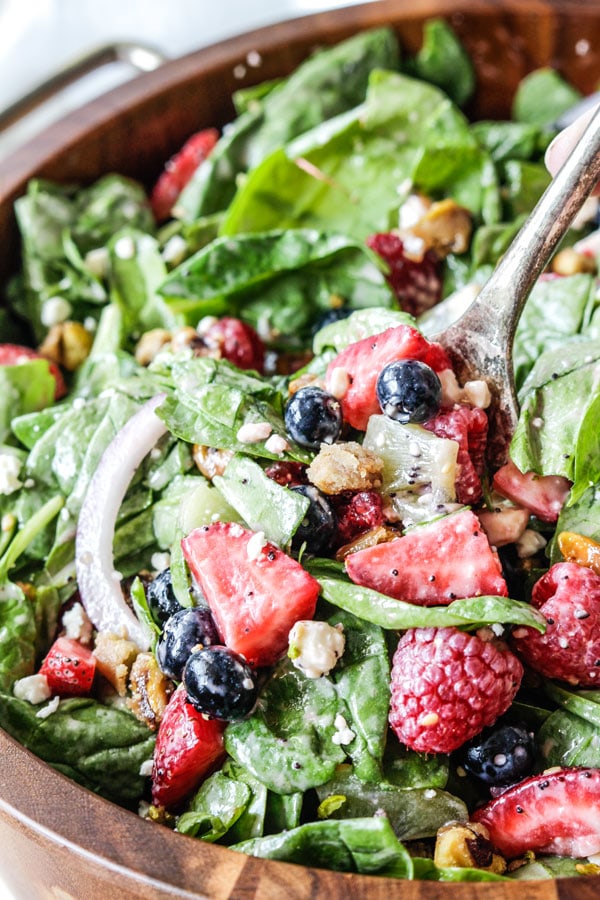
[328,366,351,399]
[62,602,93,645]
[288,620,345,679]
[114,235,136,260]
[247,530,267,561]
[236,422,272,443]
[139,759,154,777]
[0,453,23,496]
[331,713,355,745]
[13,673,51,705]
[264,434,289,455]
[36,696,60,719]
[161,234,187,266]
[151,551,171,572]
[196,315,219,336]
[41,296,72,327]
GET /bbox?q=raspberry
[424,404,488,504]
[389,627,523,754]
[512,562,600,687]
[366,232,442,316]
[202,316,265,373]
[330,490,384,545]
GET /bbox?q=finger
[545,104,600,181]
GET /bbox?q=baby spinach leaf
[177,770,252,841]
[319,577,546,632]
[159,229,393,339]
[316,767,467,840]
[231,816,413,877]
[512,68,581,127]
[0,359,58,444]
[225,660,346,793]
[0,581,37,690]
[537,709,600,769]
[412,858,508,882]
[0,692,155,805]
[411,19,475,106]
[471,121,542,163]
[508,856,587,880]
[543,680,600,729]
[177,27,399,220]
[384,739,449,789]
[264,790,303,834]
[313,307,416,355]
[214,455,309,548]
[501,160,550,218]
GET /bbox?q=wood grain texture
[0,1,600,897]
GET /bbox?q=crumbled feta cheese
[0,453,23,496]
[423,788,437,799]
[247,530,267,561]
[264,434,289,455]
[36,696,60,719]
[161,234,187,266]
[13,673,51,705]
[84,316,98,332]
[139,759,154,777]
[114,236,136,260]
[41,296,72,328]
[288,620,345,679]
[62,602,93,645]
[196,315,219,336]
[151,551,171,572]
[1,513,16,532]
[398,193,430,230]
[328,366,350,399]
[516,528,547,559]
[331,713,356,745]
[138,800,151,818]
[236,422,273,443]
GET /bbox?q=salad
[1,19,600,884]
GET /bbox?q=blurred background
[0,0,372,157]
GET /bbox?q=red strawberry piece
[201,316,265,373]
[345,508,507,606]
[330,490,384,546]
[493,459,571,522]
[150,127,219,222]
[389,626,522,754]
[0,343,66,399]
[366,232,442,316]
[151,684,225,810]
[324,324,452,431]
[39,636,96,697]
[511,561,600,687]
[473,767,600,858]
[181,522,320,667]
[264,461,308,486]
[424,404,488,505]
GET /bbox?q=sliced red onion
[76,394,168,649]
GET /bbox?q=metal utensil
[430,104,600,467]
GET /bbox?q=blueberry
[376,359,441,424]
[290,484,337,554]
[183,645,259,720]
[156,606,220,681]
[284,387,342,450]
[462,724,535,787]
[146,568,183,627]
[311,306,351,336]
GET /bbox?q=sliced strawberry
[181,523,320,667]
[39,636,96,697]
[425,404,488,505]
[150,127,219,222]
[0,343,66,399]
[345,508,507,605]
[151,684,225,810]
[366,232,442,316]
[324,325,452,431]
[201,316,265,372]
[493,459,571,522]
[473,767,600,858]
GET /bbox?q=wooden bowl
[1,1,600,897]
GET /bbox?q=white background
[0,1,372,897]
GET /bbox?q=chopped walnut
[335,525,399,561]
[135,328,172,365]
[551,246,597,276]
[128,652,173,730]
[288,372,322,395]
[193,445,234,480]
[93,632,139,696]
[307,441,383,494]
[434,821,506,874]
[39,321,93,371]
[410,198,473,258]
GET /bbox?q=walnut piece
[93,632,139,696]
[434,821,506,874]
[307,441,383,494]
[193,445,234,480]
[39,321,93,371]
[128,652,173,730]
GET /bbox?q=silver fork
[430,104,600,467]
